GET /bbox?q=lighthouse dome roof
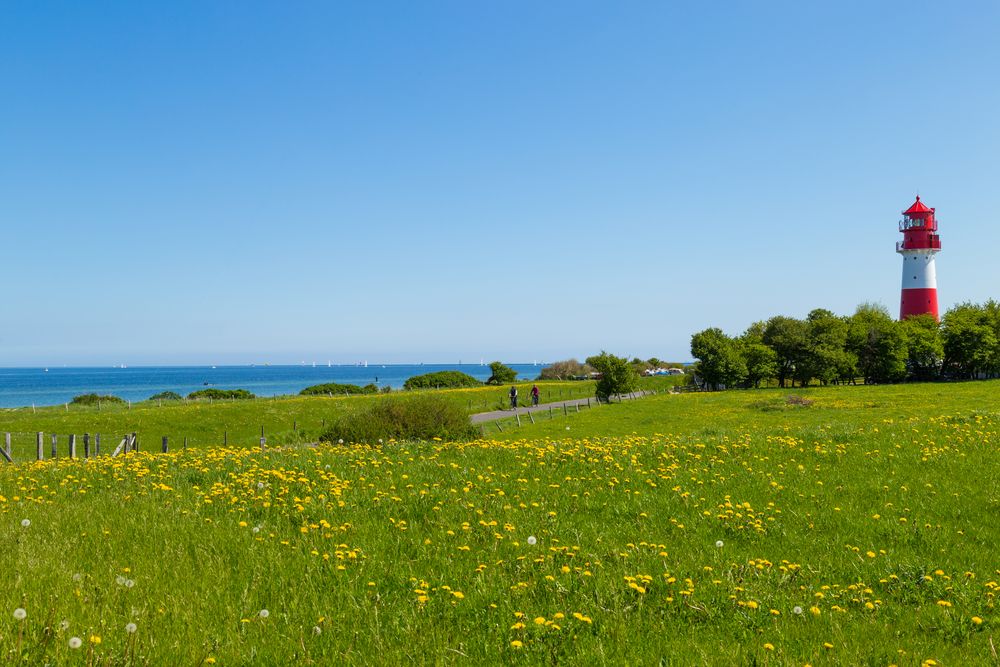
[903,195,933,217]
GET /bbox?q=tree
[690,328,746,390]
[762,316,808,387]
[739,322,777,388]
[485,361,518,385]
[538,359,592,380]
[846,303,907,384]
[801,309,854,386]
[899,314,943,380]
[586,352,639,401]
[941,303,997,379]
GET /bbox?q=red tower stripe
[900,288,939,321]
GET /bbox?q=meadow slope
[1,380,998,664]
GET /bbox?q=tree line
[690,301,1000,390]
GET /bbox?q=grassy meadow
[0,379,639,460]
[1,379,999,664]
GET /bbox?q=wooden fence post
[224,431,228,446]
[162,436,168,453]
[96,434,101,456]
[515,412,521,427]
[575,403,580,413]
[293,420,297,431]
[527,410,535,424]
[36,432,44,461]
[69,434,77,458]
[563,403,569,416]
[132,433,138,452]
[84,433,90,459]
[184,437,188,450]
[51,434,58,458]
[1,433,12,463]
[495,420,503,432]
[260,436,266,452]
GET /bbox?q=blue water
[0,364,546,408]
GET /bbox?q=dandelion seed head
[59,620,70,631]
[257,482,265,490]
[20,519,30,528]
[125,623,137,634]
[13,608,26,620]
[715,540,724,548]
[68,637,82,649]
[527,536,537,546]
[793,606,803,615]
[125,579,135,588]
[312,626,322,635]
[72,573,82,582]
[252,526,261,534]
[259,609,270,619]
[115,575,126,585]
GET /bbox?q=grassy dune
[1,380,997,664]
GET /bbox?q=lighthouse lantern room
[897,195,941,321]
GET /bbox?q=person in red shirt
[530,385,540,406]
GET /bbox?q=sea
[0,364,546,409]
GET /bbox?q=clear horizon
[3,2,998,365]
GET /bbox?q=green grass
[0,379,637,460]
[2,378,994,664]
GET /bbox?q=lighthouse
[896,195,942,320]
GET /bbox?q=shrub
[586,351,639,401]
[300,382,378,396]
[187,388,256,400]
[319,395,476,444]
[539,359,593,380]
[403,371,481,390]
[148,391,183,401]
[485,361,517,385]
[70,393,126,406]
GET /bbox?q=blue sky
[2,1,998,366]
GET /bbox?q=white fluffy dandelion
[257,482,265,490]
[125,622,137,634]
[20,519,30,528]
[715,540,724,548]
[72,573,82,582]
[793,606,803,615]
[312,626,322,636]
[125,579,135,588]
[13,608,26,620]
[258,609,270,619]
[59,620,70,631]
[526,536,537,546]
[252,526,261,534]
[115,575,126,586]
[68,637,82,649]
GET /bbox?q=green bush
[403,371,481,390]
[70,393,126,406]
[485,361,517,385]
[586,351,639,401]
[300,382,378,396]
[319,394,477,444]
[148,391,183,401]
[187,388,256,400]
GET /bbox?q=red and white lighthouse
[897,195,942,320]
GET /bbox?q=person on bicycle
[530,385,540,406]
